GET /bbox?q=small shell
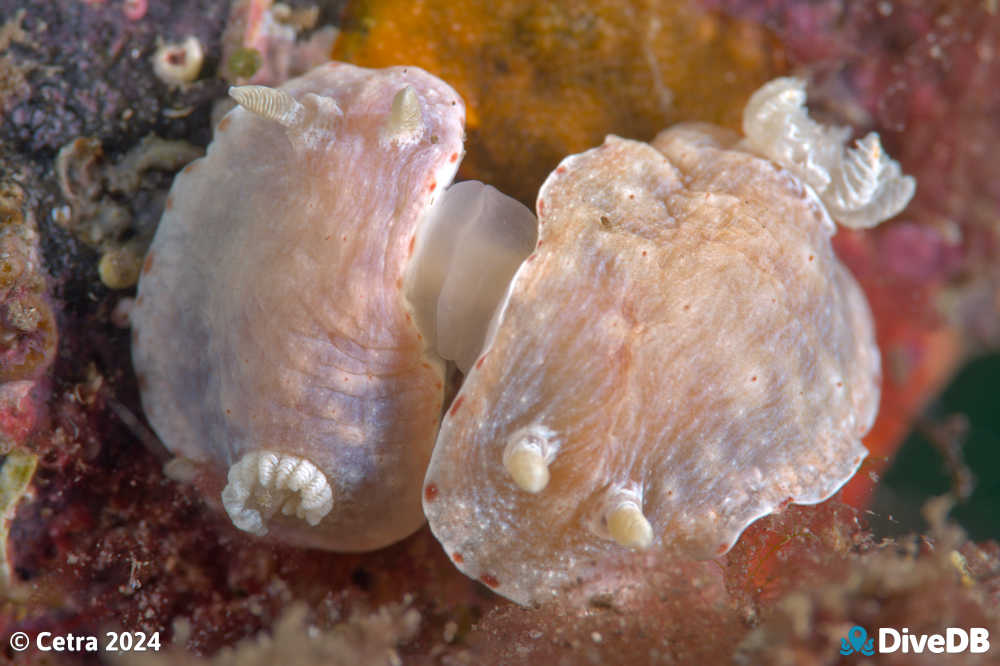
[423,124,882,606]
[151,36,204,87]
[132,63,466,551]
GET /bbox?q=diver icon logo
[840,626,875,656]
[839,625,990,655]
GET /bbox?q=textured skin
[423,124,880,605]
[131,63,465,551]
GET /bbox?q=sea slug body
[422,78,911,606]
[132,63,470,551]
[132,63,911,601]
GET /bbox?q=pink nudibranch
[131,63,913,607]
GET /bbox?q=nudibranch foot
[405,180,537,372]
[221,451,334,536]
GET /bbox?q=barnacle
[741,77,915,228]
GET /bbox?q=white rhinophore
[502,424,561,493]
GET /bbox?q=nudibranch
[131,62,535,550]
[422,77,914,605]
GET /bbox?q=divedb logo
[840,625,991,655]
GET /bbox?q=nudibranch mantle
[423,120,887,606]
[131,63,469,551]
